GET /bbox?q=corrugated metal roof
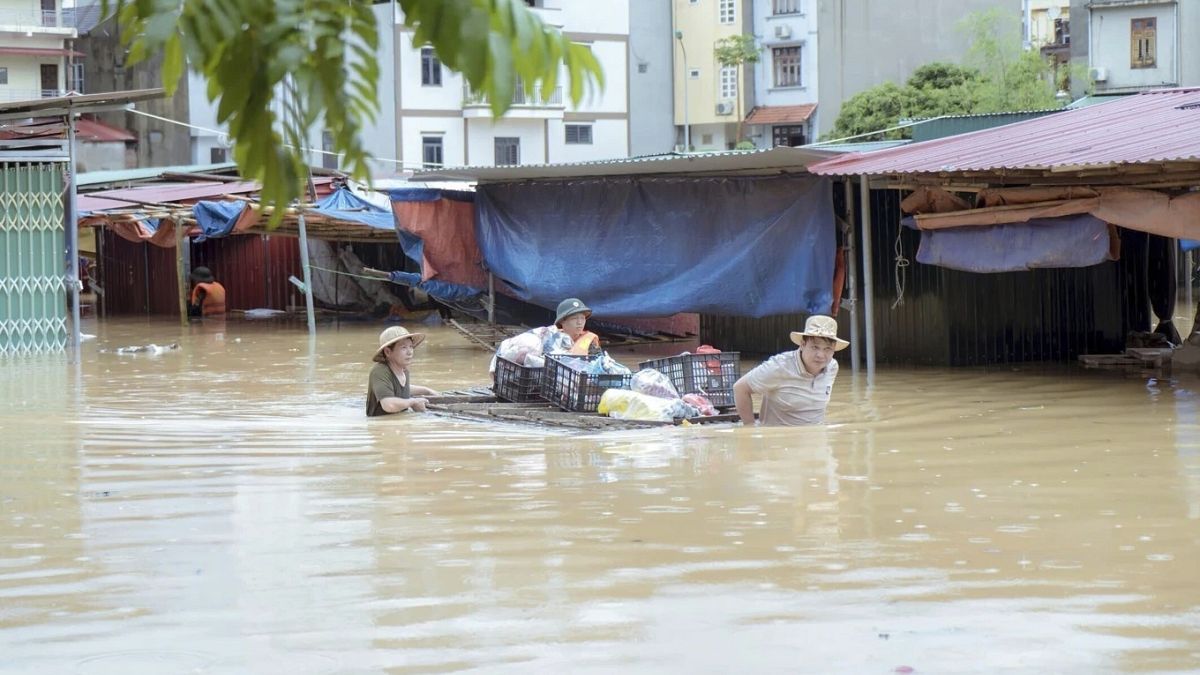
[910,110,1063,142]
[809,88,1200,177]
[78,162,239,187]
[411,146,835,182]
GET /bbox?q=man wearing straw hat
[733,315,849,426]
[366,326,440,417]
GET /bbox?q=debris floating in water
[112,343,180,356]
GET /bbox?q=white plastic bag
[631,368,679,399]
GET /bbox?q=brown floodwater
[2,317,1199,674]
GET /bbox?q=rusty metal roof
[744,104,817,125]
[808,88,1200,177]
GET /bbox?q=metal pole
[174,221,187,326]
[675,31,689,151]
[66,110,81,353]
[297,214,316,335]
[1184,241,1193,325]
[844,179,859,373]
[859,175,876,380]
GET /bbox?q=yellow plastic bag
[597,389,677,422]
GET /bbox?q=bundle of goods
[597,389,705,423]
[638,345,740,407]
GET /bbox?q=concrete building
[814,0,1021,138]
[744,0,819,148]
[393,0,633,170]
[0,0,76,102]
[1069,0,1200,97]
[629,0,676,155]
[671,0,754,151]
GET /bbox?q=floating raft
[426,388,739,432]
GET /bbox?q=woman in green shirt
[366,326,440,417]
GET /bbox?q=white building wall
[564,40,628,114]
[465,118,545,166]
[397,31,465,111]
[400,116,464,168]
[548,118,627,162]
[558,0,628,36]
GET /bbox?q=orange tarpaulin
[909,187,1200,240]
[392,199,489,289]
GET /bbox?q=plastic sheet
[915,215,1114,273]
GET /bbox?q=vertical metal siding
[97,229,180,316]
[190,235,302,311]
[703,185,1148,366]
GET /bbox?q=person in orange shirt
[187,266,227,318]
[555,298,601,356]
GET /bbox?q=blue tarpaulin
[314,189,424,264]
[192,201,246,242]
[388,187,476,203]
[915,214,1114,273]
[475,176,835,317]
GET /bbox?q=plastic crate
[541,354,632,412]
[493,356,544,403]
[638,352,741,407]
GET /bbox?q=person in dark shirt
[366,326,440,417]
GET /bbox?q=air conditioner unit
[774,24,792,39]
[716,101,734,115]
[1090,66,1108,82]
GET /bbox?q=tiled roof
[744,104,817,125]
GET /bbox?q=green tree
[959,6,1058,111]
[109,0,604,223]
[713,34,760,145]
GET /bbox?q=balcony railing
[0,8,63,29]
[463,83,563,107]
[0,89,65,103]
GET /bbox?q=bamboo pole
[175,220,187,326]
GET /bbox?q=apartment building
[671,0,754,151]
[744,0,818,148]
[0,0,77,103]
[393,0,632,170]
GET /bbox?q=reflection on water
[2,318,1199,673]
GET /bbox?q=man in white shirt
[733,315,849,426]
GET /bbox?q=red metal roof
[744,104,816,125]
[75,119,136,142]
[0,117,135,142]
[81,176,335,209]
[808,88,1200,176]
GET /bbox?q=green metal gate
[0,161,67,355]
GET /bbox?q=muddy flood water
[2,317,1199,674]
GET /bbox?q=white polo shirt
[742,350,839,426]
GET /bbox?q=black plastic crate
[493,356,544,403]
[541,354,632,412]
[638,352,741,407]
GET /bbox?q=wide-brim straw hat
[790,315,850,351]
[373,325,425,363]
[554,298,592,327]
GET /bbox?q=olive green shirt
[366,362,411,417]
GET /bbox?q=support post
[297,213,316,335]
[859,175,876,381]
[66,111,81,353]
[487,272,496,324]
[175,221,187,327]
[844,179,859,374]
